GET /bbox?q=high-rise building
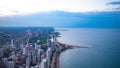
[34,43,37,50]
[23,47,26,55]
[37,49,41,62]
[7,61,14,68]
[41,58,48,68]
[46,47,52,68]
[0,48,4,57]
[10,39,16,52]
[11,39,14,47]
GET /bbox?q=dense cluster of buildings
[0,28,56,68]
[0,36,55,68]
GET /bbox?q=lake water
[58,28,120,68]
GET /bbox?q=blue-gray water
[58,28,120,68]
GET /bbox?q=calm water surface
[58,28,120,68]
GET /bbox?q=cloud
[106,1,120,5]
[0,11,120,28]
[0,7,21,16]
[0,0,118,16]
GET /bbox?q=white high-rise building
[41,58,48,68]
[23,47,26,55]
[11,39,14,47]
[7,61,14,68]
[46,47,52,68]
[34,43,37,50]
[10,39,16,52]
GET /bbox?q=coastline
[50,38,91,68]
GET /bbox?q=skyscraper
[41,58,48,68]
[10,39,16,52]
[23,47,26,55]
[11,39,14,47]
[46,47,52,68]
[37,49,41,63]
[34,43,37,50]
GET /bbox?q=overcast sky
[0,0,120,16]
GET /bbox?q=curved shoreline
[50,40,91,68]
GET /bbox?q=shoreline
[50,39,91,68]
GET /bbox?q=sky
[0,0,120,27]
[0,0,120,16]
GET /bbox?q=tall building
[46,47,52,68]
[11,39,16,52]
[7,61,14,68]
[34,43,37,50]
[37,49,41,62]
[11,39,14,47]
[0,48,4,57]
[22,47,26,55]
[41,58,48,68]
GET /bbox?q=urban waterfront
[58,28,120,68]
[0,27,87,68]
